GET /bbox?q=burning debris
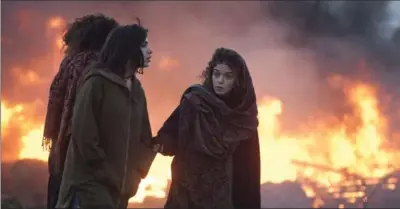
[2,1,400,208]
[292,160,399,208]
[1,160,400,208]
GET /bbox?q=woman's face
[212,63,236,96]
[140,37,152,67]
[125,37,152,76]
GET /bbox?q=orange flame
[256,75,399,205]
[2,16,399,208]
[4,75,398,205]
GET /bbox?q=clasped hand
[150,136,164,153]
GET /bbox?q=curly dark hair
[97,24,148,77]
[62,13,119,55]
[201,48,250,97]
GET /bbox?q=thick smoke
[2,1,400,207]
[262,1,400,72]
[261,1,400,133]
[264,1,389,38]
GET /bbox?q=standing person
[56,23,156,209]
[42,13,118,209]
[153,48,261,209]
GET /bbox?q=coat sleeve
[136,92,157,178]
[71,76,106,167]
[43,58,70,141]
[154,105,180,156]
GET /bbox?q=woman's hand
[151,136,164,153]
[152,144,163,152]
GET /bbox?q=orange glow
[2,16,399,207]
[4,74,398,205]
[19,126,48,161]
[256,75,399,204]
[158,56,180,71]
[48,17,65,29]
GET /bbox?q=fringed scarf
[43,51,97,173]
[157,51,261,209]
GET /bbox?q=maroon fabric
[155,67,261,209]
[43,51,97,174]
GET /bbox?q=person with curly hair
[152,48,261,209]
[56,24,155,209]
[42,13,118,209]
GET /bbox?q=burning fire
[2,16,400,207]
[257,75,400,205]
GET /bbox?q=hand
[150,136,159,146]
[152,144,161,152]
[150,136,165,153]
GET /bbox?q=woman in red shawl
[153,48,261,209]
[42,13,118,209]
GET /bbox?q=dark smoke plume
[2,1,400,208]
[261,1,399,69]
[263,1,389,41]
[260,1,400,131]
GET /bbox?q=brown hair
[200,47,252,106]
[62,13,118,55]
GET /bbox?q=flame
[4,74,398,206]
[256,75,399,205]
[2,16,400,208]
[1,103,23,129]
[129,176,170,202]
[19,126,48,161]
[2,101,48,161]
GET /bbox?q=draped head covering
[157,48,261,209]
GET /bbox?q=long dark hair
[200,48,254,108]
[62,13,118,55]
[97,24,148,77]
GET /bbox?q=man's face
[140,37,152,68]
[212,63,236,96]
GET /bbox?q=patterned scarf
[43,51,97,173]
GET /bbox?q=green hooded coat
[56,67,156,208]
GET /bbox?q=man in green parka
[56,23,155,209]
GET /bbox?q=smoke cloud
[2,1,400,207]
